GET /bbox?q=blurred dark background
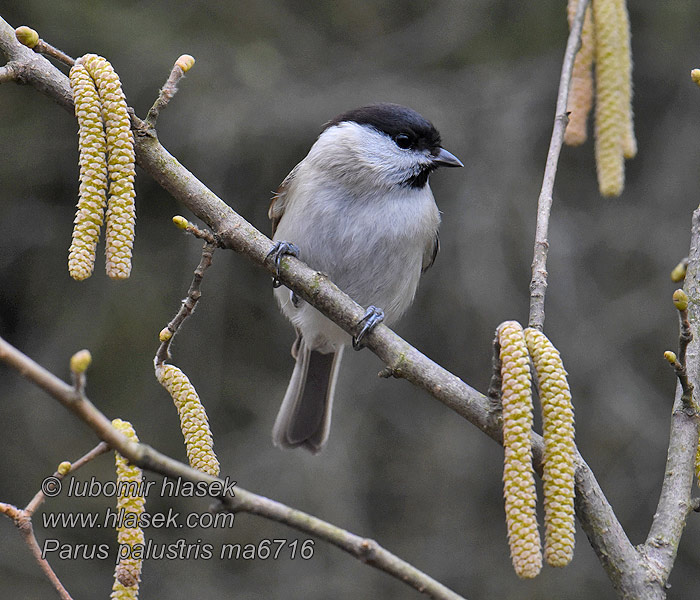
[2,1,700,598]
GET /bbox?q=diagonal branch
[0,334,465,600]
[528,0,590,330]
[642,208,700,585]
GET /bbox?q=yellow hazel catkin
[498,321,542,579]
[81,54,136,280]
[564,0,595,146]
[591,0,635,196]
[612,0,636,159]
[155,364,220,476]
[524,328,576,568]
[68,60,108,281]
[110,419,145,600]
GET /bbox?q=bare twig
[25,442,109,515]
[665,351,694,410]
[173,215,223,245]
[664,289,695,409]
[32,38,74,67]
[0,502,72,600]
[155,242,216,365]
[528,0,590,331]
[0,334,466,600]
[677,305,693,369]
[14,507,73,600]
[1,441,109,600]
[145,55,194,128]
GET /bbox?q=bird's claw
[352,306,385,350]
[267,241,300,288]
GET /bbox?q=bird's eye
[394,133,412,149]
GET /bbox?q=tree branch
[528,0,590,330]
[0,334,465,600]
[643,208,700,586]
[0,62,17,82]
[155,241,216,365]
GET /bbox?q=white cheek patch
[317,122,433,187]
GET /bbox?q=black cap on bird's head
[326,103,463,169]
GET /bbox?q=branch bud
[664,350,677,365]
[15,26,39,48]
[175,54,195,73]
[692,69,700,87]
[172,215,189,229]
[671,259,688,282]
[673,289,689,312]
[70,349,92,374]
[57,461,72,475]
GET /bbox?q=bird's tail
[272,335,344,453]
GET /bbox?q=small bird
[269,103,462,453]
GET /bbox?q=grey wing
[269,164,299,236]
[422,232,439,272]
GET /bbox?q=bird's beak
[433,147,463,168]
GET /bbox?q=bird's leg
[352,306,385,350]
[267,241,300,288]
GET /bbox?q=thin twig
[16,513,73,600]
[33,38,74,67]
[173,215,223,246]
[25,442,109,515]
[663,290,695,409]
[0,334,466,600]
[1,502,73,600]
[666,352,694,410]
[155,242,216,365]
[145,56,193,128]
[0,441,109,600]
[678,306,693,369]
[528,0,590,330]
